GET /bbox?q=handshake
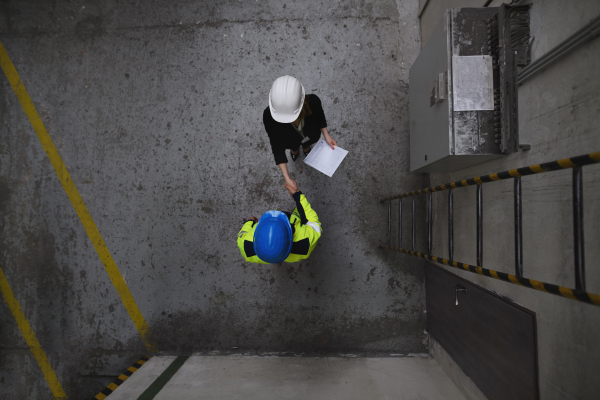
[247,180,300,223]
[284,179,299,197]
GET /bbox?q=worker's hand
[285,177,297,189]
[248,216,258,223]
[284,182,299,197]
[325,136,337,150]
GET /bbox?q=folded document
[304,139,349,177]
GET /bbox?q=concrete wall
[418,0,488,48]
[429,337,487,400]
[427,1,600,399]
[0,1,427,398]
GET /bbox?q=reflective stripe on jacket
[237,192,322,263]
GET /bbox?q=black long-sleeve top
[263,94,328,165]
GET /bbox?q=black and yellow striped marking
[379,245,600,307]
[379,151,600,202]
[137,356,189,400]
[92,356,151,400]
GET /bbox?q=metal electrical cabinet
[409,6,530,172]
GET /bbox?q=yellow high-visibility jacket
[237,191,322,263]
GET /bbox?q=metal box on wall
[409,7,524,173]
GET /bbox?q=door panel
[426,263,539,400]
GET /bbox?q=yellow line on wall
[0,268,67,399]
[0,41,158,353]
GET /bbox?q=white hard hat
[269,75,305,123]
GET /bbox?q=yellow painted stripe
[559,287,577,300]
[452,261,458,268]
[474,177,483,184]
[107,382,119,391]
[490,270,500,280]
[461,180,468,186]
[0,41,158,353]
[489,173,501,181]
[508,275,522,286]
[441,185,446,190]
[0,268,67,399]
[508,169,522,177]
[589,293,600,307]
[474,267,484,275]
[128,366,138,373]
[529,279,548,293]
[451,183,457,188]
[118,374,129,381]
[590,152,600,162]
[557,158,576,168]
[462,264,469,271]
[530,164,544,173]
[95,394,108,400]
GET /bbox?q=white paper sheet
[303,139,348,177]
[452,55,494,111]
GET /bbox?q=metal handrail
[517,14,600,85]
[378,151,600,307]
[379,152,599,201]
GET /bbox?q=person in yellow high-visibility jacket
[237,183,322,263]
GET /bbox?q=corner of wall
[429,336,489,400]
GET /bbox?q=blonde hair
[299,95,312,119]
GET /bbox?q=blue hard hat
[253,210,293,263]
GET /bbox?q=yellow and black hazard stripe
[379,151,600,201]
[92,355,152,400]
[379,245,600,307]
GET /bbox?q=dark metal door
[426,263,539,400]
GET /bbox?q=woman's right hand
[278,164,297,192]
[285,177,297,190]
[284,182,299,197]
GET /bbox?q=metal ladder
[378,152,600,307]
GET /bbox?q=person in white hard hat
[263,75,338,187]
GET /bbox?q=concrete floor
[109,355,468,400]
[0,1,428,398]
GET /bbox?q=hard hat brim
[270,107,301,123]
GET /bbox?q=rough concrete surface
[429,337,487,400]
[0,1,427,398]
[418,0,487,48]
[111,355,468,400]
[427,1,600,399]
